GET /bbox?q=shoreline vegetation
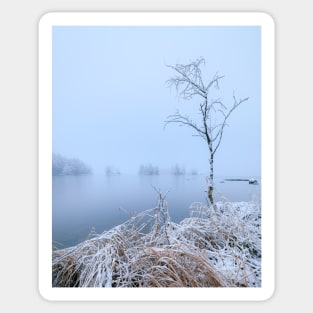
[52,197,261,288]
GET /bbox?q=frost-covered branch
[166,57,224,100]
[164,110,206,139]
[213,94,249,155]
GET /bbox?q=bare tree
[172,163,185,176]
[165,57,249,205]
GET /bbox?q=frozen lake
[52,174,260,248]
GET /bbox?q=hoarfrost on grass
[52,199,261,287]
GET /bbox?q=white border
[38,12,275,301]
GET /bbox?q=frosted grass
[52,197,261,288]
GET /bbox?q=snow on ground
[52,200,261,287]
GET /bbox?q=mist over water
[52,26,262,249]
[52,174,260,248]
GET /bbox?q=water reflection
[52,174,260,248]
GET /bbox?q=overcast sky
[52,25,261,176]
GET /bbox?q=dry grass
[52,198,261,288]
[127,244,228,287]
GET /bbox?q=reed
[52,198,261,287]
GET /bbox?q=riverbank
[52,199,261,287]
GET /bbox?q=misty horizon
[52,26,261,177]
[52,151,260,178]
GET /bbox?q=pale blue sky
[52,26,261,176]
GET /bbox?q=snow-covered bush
[52,199,261,287]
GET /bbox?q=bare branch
[166,58,208,99]
[206,73,225,92]
[210,123,227,142]
[164,111,206,138]
[213,96,249,155]
[205,99,226,118]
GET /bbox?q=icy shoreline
[52,200,261,287]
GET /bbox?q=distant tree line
[138,163,198,176]
[172,164,186,175]
[139,164,159,175]
[52,153,92,176]
[105,166,120,176]
[191,169,198,175]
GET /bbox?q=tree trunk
[208,185,214,206]
[208,153,215,205]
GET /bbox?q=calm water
[52,174,260,248]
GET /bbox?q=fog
[52,26,261,177]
